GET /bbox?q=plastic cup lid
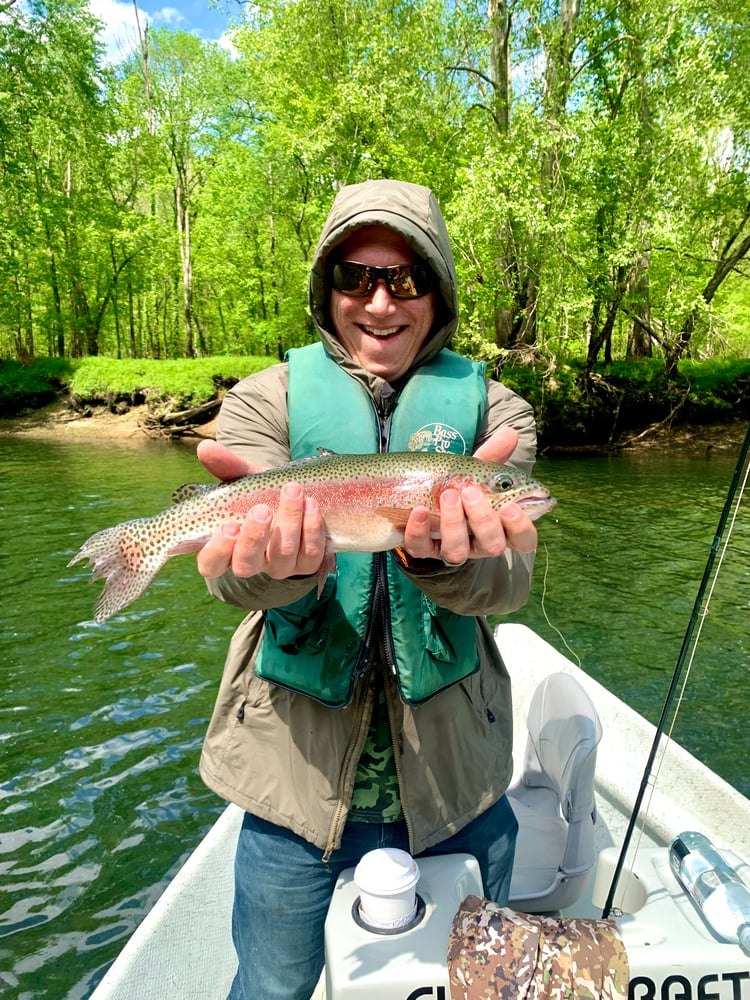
[354,848,420,896]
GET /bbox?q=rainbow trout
[68,450,556,624]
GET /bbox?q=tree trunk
[487,1,538,349]
[665,206,750,376]
[175,169,196,357]
[268,162,279,318]
[627,236,652,359]
[487,0,511,133]
[492,0,580,351]
[127,280,137,358]
[627,40,654,361]
[586,264,627,372]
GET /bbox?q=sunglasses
[330,260,434,299]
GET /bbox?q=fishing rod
[602,420,750,919]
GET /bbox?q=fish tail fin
[316,553,337,597]
[68,519,169,623]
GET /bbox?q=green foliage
[497,355,750,447]
[1,0,749,369]
[0,358,73,416]
[67,356,278,409]
[3,355,747,448]
[712,277,750,358]
[596,359,666,388]
[675,358,750,417]
[678,358,750,389]
[499,359,606,445]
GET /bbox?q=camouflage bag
[447,895,629,1000]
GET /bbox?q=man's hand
[402,426,538,565]
[196,439,261,481]
[194,440,327,581]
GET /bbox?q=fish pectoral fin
[172,482,220,504]
[167,536,212,556]
[316,553,336,597]
[377,507,441,534]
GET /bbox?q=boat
[90,622,750,1000]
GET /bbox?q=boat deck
[91,625,750,999]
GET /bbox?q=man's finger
[196,439,262,481]
[197,521,240,579]
[402,506,436,559]
[295,496,328,575]
[264,483,305,574]
[499,503,538,554]
[437,489,471,565]
[460,486,507,559]
[231,505,274,577]
[472,426,519,466]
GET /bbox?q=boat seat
[507,671,602,913]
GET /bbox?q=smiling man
[194,179,540,1000]
[327,226,436,381]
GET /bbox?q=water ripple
[2,438,748,999]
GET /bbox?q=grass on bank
[1,354,748,446]
[0,355,278,417]
[67,356,278,409]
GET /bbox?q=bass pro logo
[408,423,467,455]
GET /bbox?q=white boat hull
[90,625,750,999]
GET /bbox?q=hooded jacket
[199,179,537,857]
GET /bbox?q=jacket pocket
[459,644,510,730]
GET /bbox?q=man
[195,179,538,999]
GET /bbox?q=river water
[1,433,748,998]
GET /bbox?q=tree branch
[445,64,499,93]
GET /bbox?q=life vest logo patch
[408,423,467,454]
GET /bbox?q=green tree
[0,0,115,357]
[218,0,469,350]
[1,0,748,371]
[572,0,750,373]
[120,27,242,357]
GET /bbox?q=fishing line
[602,421,750,919]
[614,439,750,888]
[539,540,582,668]
[662,450,750,743]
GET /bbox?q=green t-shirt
[349,676,403,822]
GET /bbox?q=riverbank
[0,398,746,456]
[0,400,218,444]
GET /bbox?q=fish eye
[495,473,515,492]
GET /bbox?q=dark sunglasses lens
[389,263,433,298]
[332,262,371,296]
[331,261,434,298]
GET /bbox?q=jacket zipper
[323,391,401,860]
[322,677,374,862]
[356,552,397,676]
[350,396,397,684]
[382,656,415,852]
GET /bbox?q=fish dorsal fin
[378,507,441,535]
[172,482,221,504]
[283,448,339,470]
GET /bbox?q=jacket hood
[309,180,459,386]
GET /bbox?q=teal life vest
[253,342,488,707]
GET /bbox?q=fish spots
[120,535,144,570]
[69,451,554,622]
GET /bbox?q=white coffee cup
[354,848,421,930]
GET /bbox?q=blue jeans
[227,796,518,1000]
